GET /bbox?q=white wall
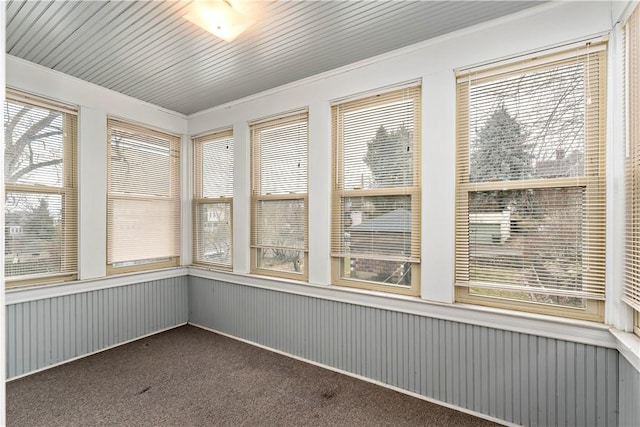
[5,56,189,287]
[189,0,626,311]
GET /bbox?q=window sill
[610,328,640,372]
[5,265,635,371]
[188,266,615,348]
[5,267,188,305]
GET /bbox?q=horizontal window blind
[107,118,180,271]
[332,85,421,295]
[250,112,308,279]
[4,91,78,286]
[193,129,233,268]
[455,42,606,317]
[625,5,640,318]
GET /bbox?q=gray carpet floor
[7,325,499,426]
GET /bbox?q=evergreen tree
[363,125,413,188]
[470,106,533,183]
[470,106,535,214]
[24,198,56,241]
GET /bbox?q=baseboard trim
[6,323,188,382]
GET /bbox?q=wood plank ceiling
[6,1,545,115]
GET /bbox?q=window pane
[254,198,305,274]
[468,187,586,308]
[341,257,413,288]
[5,192,66,277]
[340,194,412,257]
[258,121,307,195]
[202,137,233,198]
[257,248,304,274]
[337,194,417,287]
[195,202,231,266]
[108,198,179,264]
[110,131,172,197]
[5,100,65,186]
[255,199,305,249]
[342,99,416,190]
[469,287,586,309]
[470,63,586,182]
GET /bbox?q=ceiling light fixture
[184,0,255,42]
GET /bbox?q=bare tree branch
[5,108,63,182]
[11,111,59,155]
[5,106,30,144]
[28,130,63,141]
[10,158,62,183]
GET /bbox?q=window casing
[107,118,181,274]
[455,42,607,321]
[250,112,308,280]
[331,86,422,295]
[193,129,233,269]
[4,89,78,287]
[624,4,640,336]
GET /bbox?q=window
[250,111,308,280]
[455,42,607,321]
[625,4,640,336]
[107,118,181,274]
[4,89,77,287]
[331,85,421,295]
[193,129,233,269]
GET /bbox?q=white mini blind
[625,5,640,320]
[331,86,421,295]
[250,112,308,279]
[193,129,233,268]
[4,90,78,286]
[107,118,180,272]
[455,42,606,319]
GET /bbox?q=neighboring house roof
[535,150,583,178]
[349,209,411,233]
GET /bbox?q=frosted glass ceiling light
[184,0,255,42]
